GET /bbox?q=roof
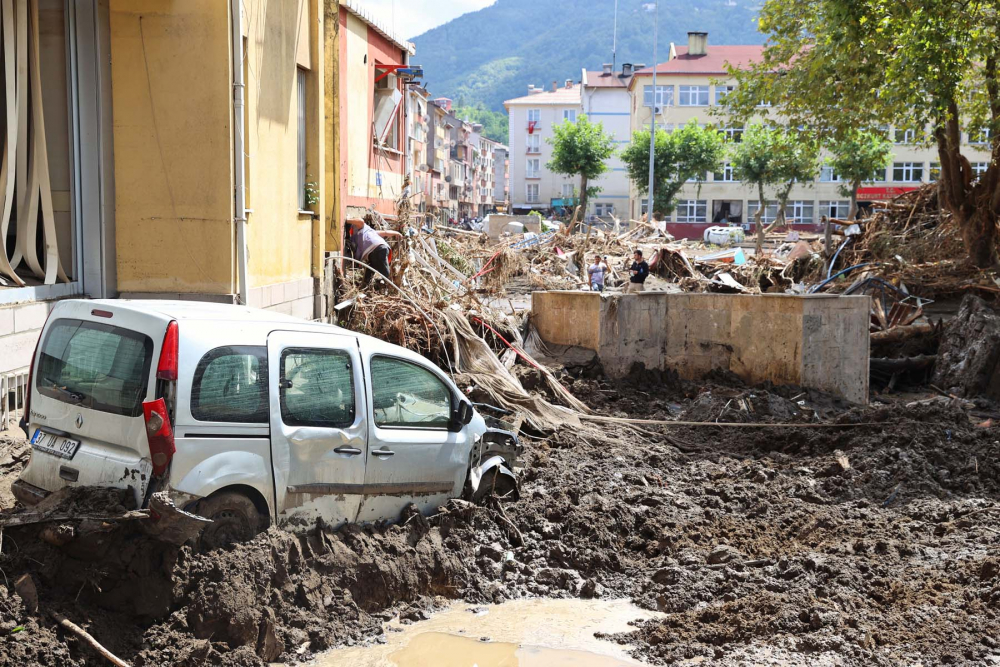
[341,0,415,56]
[582,70,631,89]
[632,45,765,80]
[504,84,581,108]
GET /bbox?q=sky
[361,0,495,39]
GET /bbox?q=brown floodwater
[309,598,660,667]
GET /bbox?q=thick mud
[1,372,999,666]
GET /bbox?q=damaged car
[14,299,521,548]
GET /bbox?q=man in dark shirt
[627,250,649,293]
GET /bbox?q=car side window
[191,346,269,423]
[280,348,355,428]
[371,356,452,429]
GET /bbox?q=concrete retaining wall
[532,291,870,404]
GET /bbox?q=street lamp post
[646,0,658,224]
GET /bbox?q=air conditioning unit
[435,138,443,148]
[445,175,453,183]
[417,163,430,172]
[375,72,397,90]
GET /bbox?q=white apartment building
[581,63,637,219]
[628,32,994,238]
[493,145,510,210]
[504,80,582,213]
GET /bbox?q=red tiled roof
[504,84,581,107]
[584,71,630,89]
[633,45,765,78]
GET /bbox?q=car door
[357,352,470,522]
[268,331,367,527]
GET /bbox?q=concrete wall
[0,302,55,374]
[532,291,870,404]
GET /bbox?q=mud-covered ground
[2,369,1000,666]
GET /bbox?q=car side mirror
[460,400,475,425]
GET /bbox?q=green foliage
[413,0,763,112]
[827,129,893,197]
[454,103,509,143]
[730,125,817,194]
[620,120,726,215]
[547,115,616,180]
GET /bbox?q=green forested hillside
[412,0,762,113]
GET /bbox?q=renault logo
[75,414,83,429]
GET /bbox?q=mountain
[411,0,763,113]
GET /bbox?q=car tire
[196,492,263,550]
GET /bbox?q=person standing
[346,217,401,283]
[588,255,609,292]
[627,250,649,293]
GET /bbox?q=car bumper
[11,479,48,506]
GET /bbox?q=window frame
[788,201,815,225]
[715,85,735,105]
[676,199,708,223]
[892,161,923,183]
[278,347,356,429]
[715,163,739,182]
[526,158,540,179]
[191,345,269,424]
[819,200,850,219]
[370,355,454,431]
[678,85,710,107]
[563,109,577,123]
[297,68,308,209]
[819,166,840,182]
[643,85,674,108]
[526,183,540,203]
[526,133,541,154]
[527,108,541,124]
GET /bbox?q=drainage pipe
[231,0,248,305]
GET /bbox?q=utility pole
[646,0,658,223]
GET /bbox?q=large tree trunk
[755,185,765,258]
[578,174,589,234]
[848,180,860,221]
[935,100,998,268]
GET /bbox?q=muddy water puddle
[309,598,659,666]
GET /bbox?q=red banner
[856,186,918,202]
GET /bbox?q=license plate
[30,429,81,460]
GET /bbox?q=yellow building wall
[110,0,235,294]
[344,13,369,201]
[241,0,316,287]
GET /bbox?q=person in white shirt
[588,255,609,292]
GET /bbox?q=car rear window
[36,318,154,417]
[191,346,268,423]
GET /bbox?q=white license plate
[30,429,81,460]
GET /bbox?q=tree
[827,130,894,221]
[620,120,725,218]
[547,114,616,231]
[729,124,818,255]
[720,0,1000,268]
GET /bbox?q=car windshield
[36,318,154,417]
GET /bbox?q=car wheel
[196,492,262,550]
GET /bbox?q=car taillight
[156,321,178,381]
[143,398,176,476]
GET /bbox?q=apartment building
[406,86,431,216]
[504,80,582,214]
[494,145,510,211]
[627,31,994,239]
[581,63,637,219]
[476,130,499,216]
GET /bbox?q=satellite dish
[445,175,453,183]
[417,163,430,172]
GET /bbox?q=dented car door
[267,331,368,527]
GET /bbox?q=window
[36,319,154,418]
[757,100,772,108]
[562,184,574,198]
[969,127,992,144]
[679,85,710,106]
[660,123,675,134]
[819,200,850,219]
[640,198,649,216]
[371,357,452,428]
[526,134,541,153]
[526,183,540,203]
[595,203,614,216]
[279,348,355,428]
[715,163,738,182]
[192,347,268,423]
[643,85,674,108]
[788,201,815,225]
[526,158,540,178]
[894,127,919,144]
[747,201,779,224]
[973,162,989,178]
[527,109,541,123]
[929,162,940,182]
[819,166,840,182]
[686,172,707,183]
[563,109,577,123]
[676,199,707,223]
[715,85,735,105]
[297,68,308,209]
[722,126,743,142]
[869,167,886,182]
[892,161,923,182]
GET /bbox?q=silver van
[14,300,520,547]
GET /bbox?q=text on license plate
[30,429,81,460]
